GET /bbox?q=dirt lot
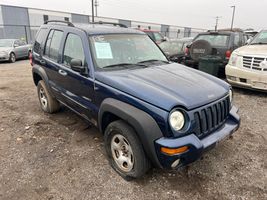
[0,60,266,200]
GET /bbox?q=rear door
[41,29,65,100]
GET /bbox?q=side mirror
[14,44,19,48]
[246,38,252,45]
[70,59,85,73]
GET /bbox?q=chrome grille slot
[242,56,267,71]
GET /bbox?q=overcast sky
[0,0,266,30]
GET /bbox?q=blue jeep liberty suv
[31,21,240,180]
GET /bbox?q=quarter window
[44,30,63,61]
[63,33,85,67]
[33,28,47,54]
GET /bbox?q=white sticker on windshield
[94,42,113,59]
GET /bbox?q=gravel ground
[0,60,266,200]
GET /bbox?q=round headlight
[169,110,185,131]
[229,89,233,103]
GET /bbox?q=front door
[55,31,95,122]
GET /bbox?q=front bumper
[155,106,240,169]
[226,64,267,91]
[0,53,9,61]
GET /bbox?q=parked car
[226,30,267,91]
[184,31,248,74]
[0,39,32,63]
[138,29,167,44]
[31,20,240,180]
[159,37,193,63]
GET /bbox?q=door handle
[58,69,67,76]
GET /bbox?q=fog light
[161,146,189,155]
[171,159,180,168]
[227,76,237,81]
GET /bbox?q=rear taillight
[225,50,232,59]
[185,47,189,56]
[29,52,33,66]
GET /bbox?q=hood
[95,63,230,111]
[235,45,267,56]
[0,47,12,52]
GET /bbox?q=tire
[37,80,60,113]
[9,52,16,63]
[104,120,151,180]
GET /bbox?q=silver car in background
[0,39,32,63]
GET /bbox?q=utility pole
[231,6,236,30]
[91,0,95,23]
[215,16,221,31]
[95,0,99,17]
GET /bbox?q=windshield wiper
[137,59,170,64]
[103,63,148,69]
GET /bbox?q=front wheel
[9,53,16,63]
[104,120,151,180]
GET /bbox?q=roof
[76,24,145,35]
[41,21,145,35]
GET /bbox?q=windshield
[0,39,14,47]
[89,34,167,69]
[194,34,230,47]
[159,41,184,55]
[250,30,267,44]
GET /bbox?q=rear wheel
[37,80,60,113]
[9,53,16,63]
[104,120,150,180]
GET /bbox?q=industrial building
[0,4,205,43]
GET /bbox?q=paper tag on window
[94,42,113,59]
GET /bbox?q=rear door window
[44,30,63,61]
[63,33,85,68]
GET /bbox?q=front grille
[193,96,230,138]
[243,56,267,71]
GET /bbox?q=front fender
[98,98,164,167]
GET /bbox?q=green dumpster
[198,55,222,77]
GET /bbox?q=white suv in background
[226,30,267,91]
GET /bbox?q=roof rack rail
[44,20,75,27]
[91,21,127,28]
